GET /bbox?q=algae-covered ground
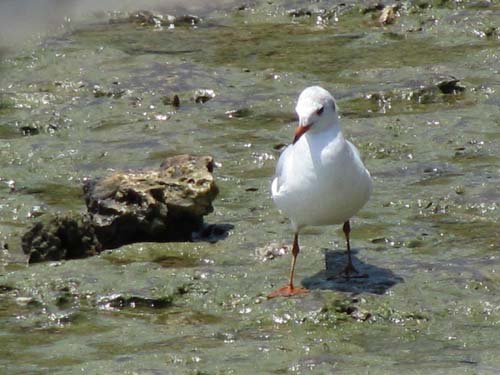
[0,1,499,374]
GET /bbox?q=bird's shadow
[302,249,404,295]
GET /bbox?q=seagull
[269,86,372,298]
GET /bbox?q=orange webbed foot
[267,285,309,299]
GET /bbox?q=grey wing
[273,144,293,192]
[347,140,372,177]
[346,140,362,160]
[347,140,369,166]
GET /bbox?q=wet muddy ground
[0,1,499,374]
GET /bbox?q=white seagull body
[269,86,372,298]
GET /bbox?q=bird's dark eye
[316,106,324,116]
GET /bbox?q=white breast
[272,128,372,231]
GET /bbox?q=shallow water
[1,1,499,374]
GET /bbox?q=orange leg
[267,233,309,298]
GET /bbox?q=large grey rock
[84,155,219,249]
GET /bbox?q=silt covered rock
[22,213,101,263]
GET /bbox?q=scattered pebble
[255,243,288,261]
[161,94,180,107]
[379,5,399,25]
[193,89,215,103]
[225,108,251,118]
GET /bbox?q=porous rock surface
[22,213,101,263]
[84,154,218,249]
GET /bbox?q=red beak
[293,124,312,144]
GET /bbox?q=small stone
[225,108,251,118]
[174,14,201,26]
[6,180,16,192]
[436,79,465,94]
[172,94,180,107]
[161,94,180,107]
[98,294,173,310]
[371,237,390,244]
[255,242,288,262]
[27,205,45,218]
[379,5,398,25]
[127,10,162,26]
[193,89,215,104]
[16,296,36,306]
[351,308,372,321]
[484,27,499,38]
[406,239,424,248]
[93,85,126,98]
[20,125,39,136]
[287,8,313,17]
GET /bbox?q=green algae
[21,183,85,209]
[0,95,14,113]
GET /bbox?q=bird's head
[293,86,338,144]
